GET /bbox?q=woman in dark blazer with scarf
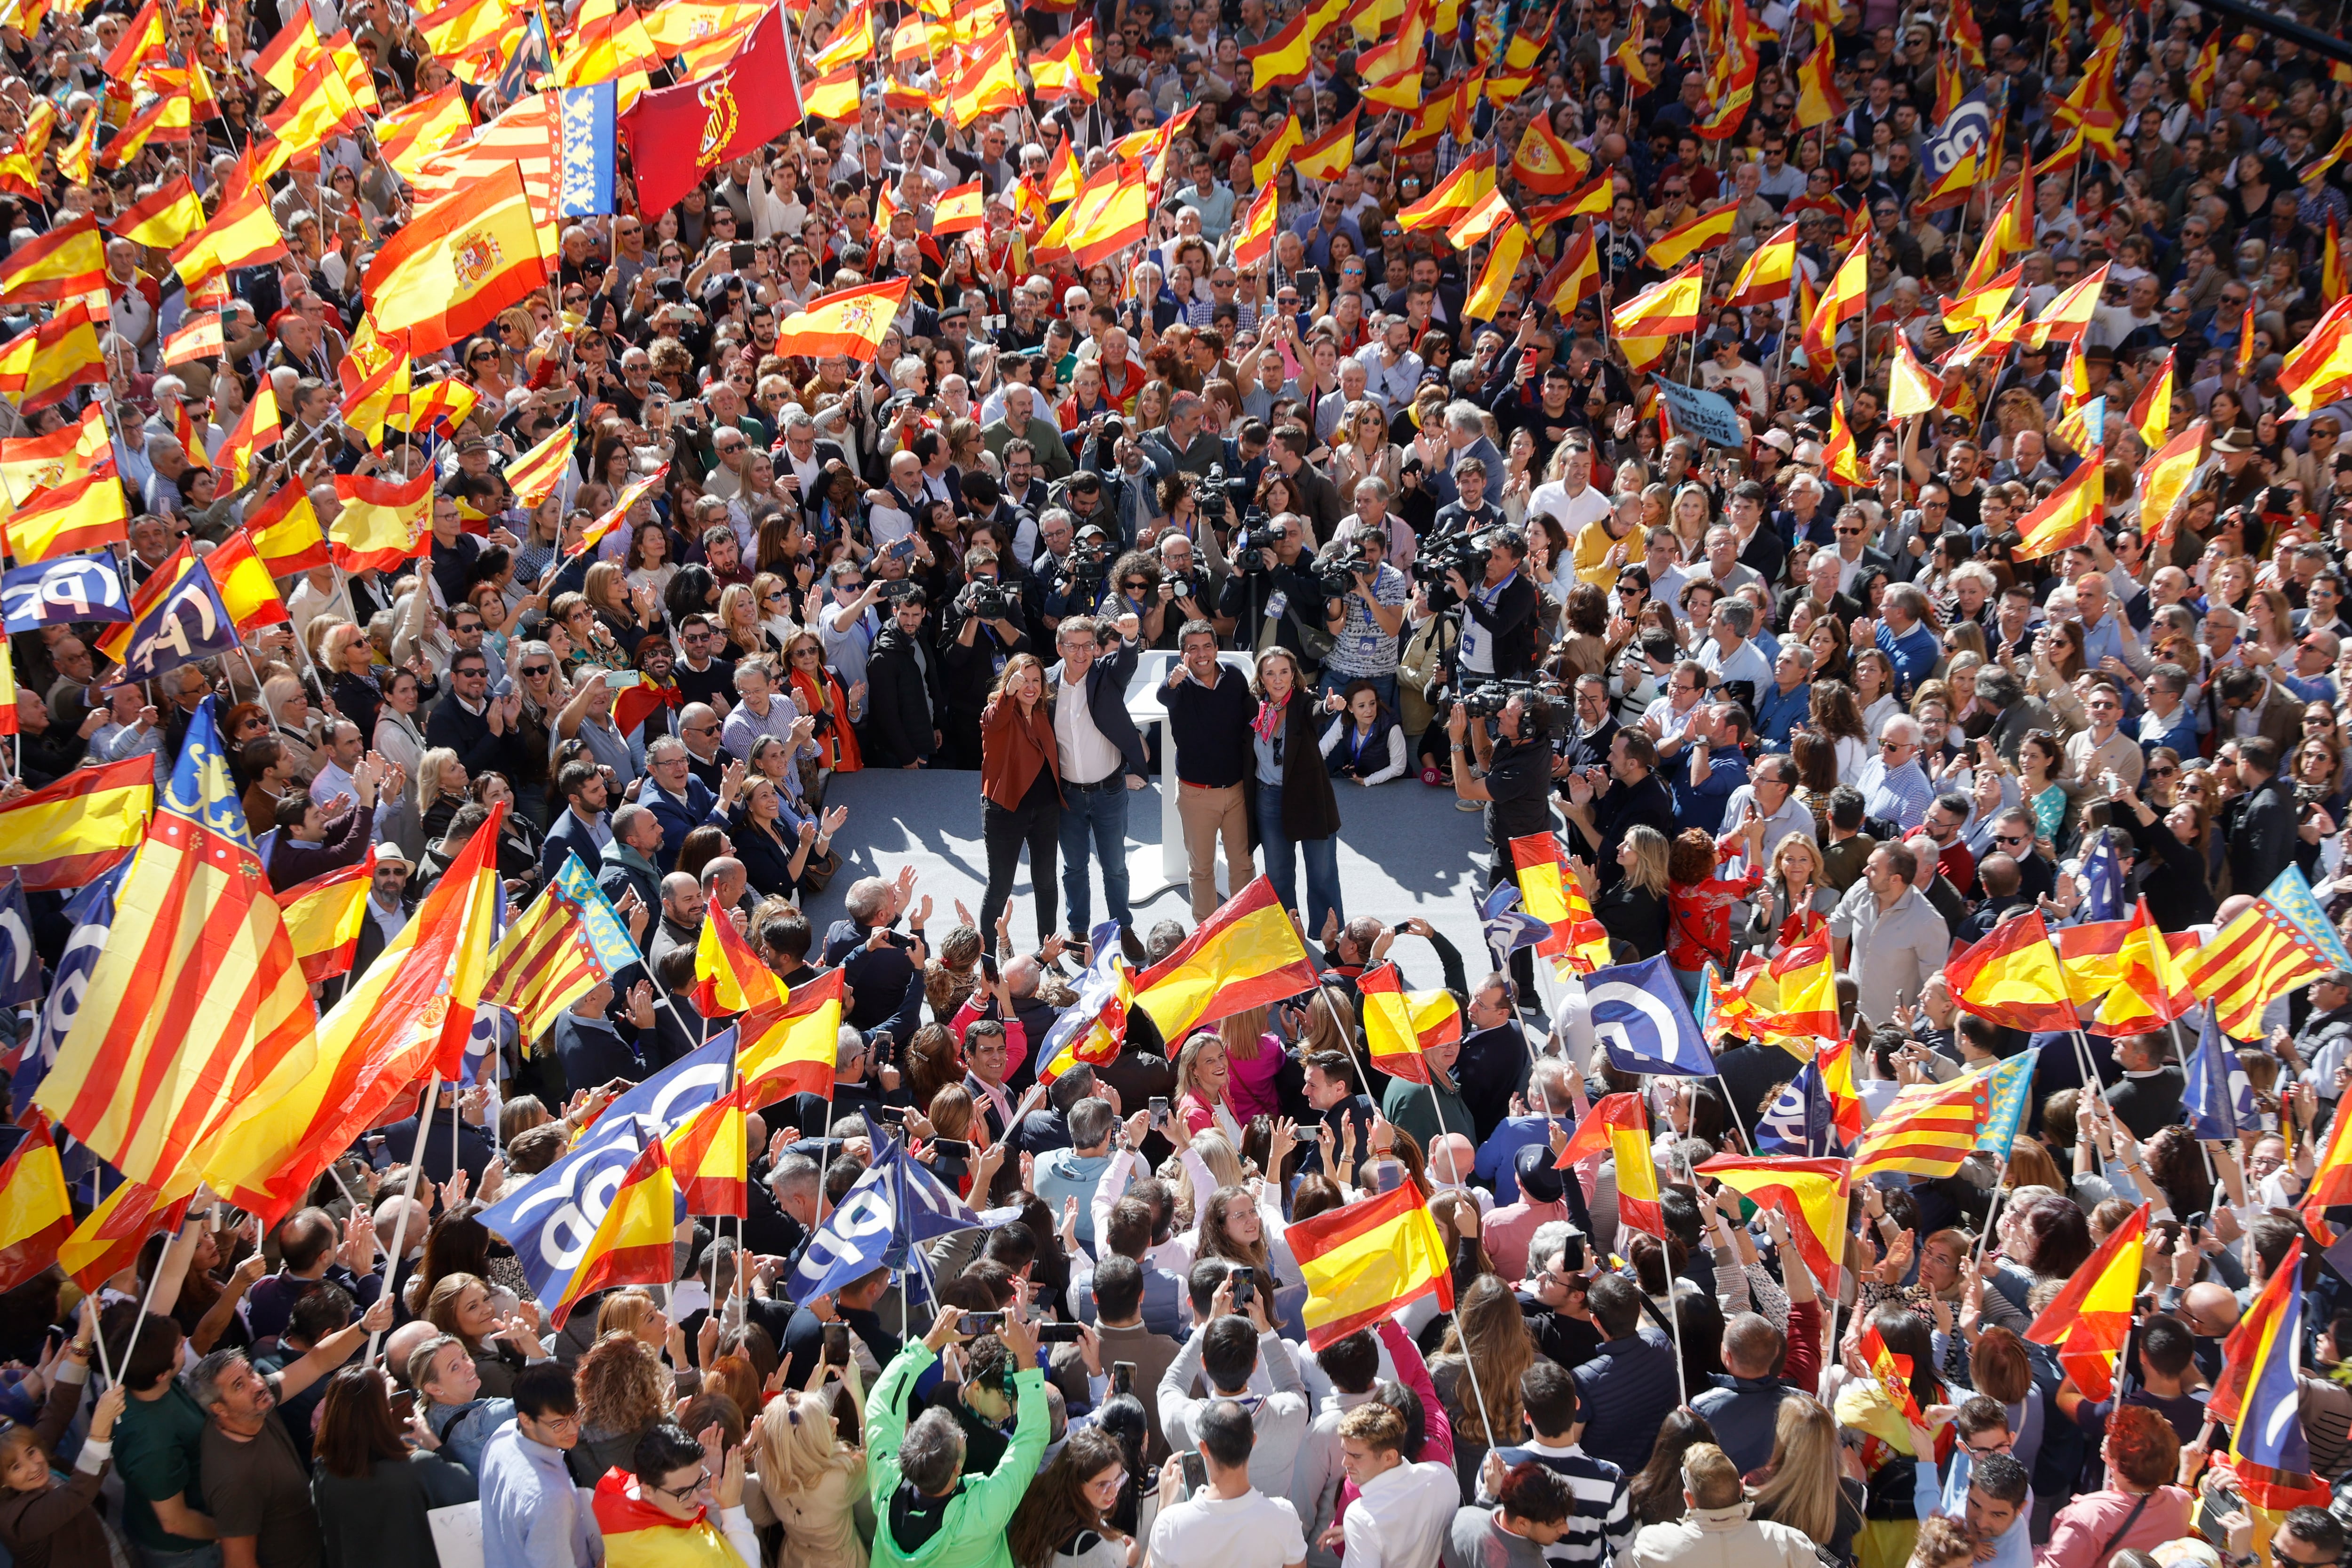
[1248,647,1344,935]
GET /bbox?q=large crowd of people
[9,0,2352,1565]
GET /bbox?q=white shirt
[1340,1458,1460,1568]
[1147,1489,1309,1568]
[1054,670,1123,785]
[1527,480,1613,534]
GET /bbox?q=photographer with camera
[1449,529,1541,747]
[1317,529,1409,710]
[1218,514,1331,672]
[1447,685,1565,991]
[1151,533,1218,652]
[940,551,1034,770]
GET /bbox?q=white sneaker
[1456,797,1482,812]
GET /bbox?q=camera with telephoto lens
[1315,544,1374,599]
[962,577,1011,620]
[1068,533,1114,583]
[1186,463,1228,509]
[1461,678,1571,741]
[1232,510,1281,573]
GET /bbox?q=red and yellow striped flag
[111,175,207,248]
[275,852,376,984]
[0,1122,73,1295]
[246,482,330,574]
[1646,201,1737,271]
[1804,234,1870,360]
[57,1178,191,1293]
[484,882,608,1040]
[1559,1092,1660,1234]
[1697,1155,1848,1287]
[1289,1180,1453,1349]
[1851,1074,1990,1179]
[2026,1202,2145,1399]
[548,1123,683,1327]
[739,968,846,1106]
[664,1084,747,1217]
[0,301,103,412]
[503,421,575,508]
[0,755,151,891]
[1359,962,1462,1085]
[2012,448,2106,560]
[1233,180,1279,271]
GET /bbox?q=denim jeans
[1057,780,1132,937]
[138,1545,225,1568]
[1255,783,1342,936]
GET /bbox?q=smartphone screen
[961,1311,1004,1335]
[823,1321,850,1365]
[1179,1451,1208,1494]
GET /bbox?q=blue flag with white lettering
[1587,954,1715,1076]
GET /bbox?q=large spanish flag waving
[768,277,912,364]
[1289,1180,1453,1350]
[739,967,846,1105]
[0,755,151,891]
[1698,1154,1848,1289]
[2026,1201,2145,1400]
[548,1121,684,1327]
[365,160,551,353]
[330,469,432,571]
[1558,1092,1661,1235]
[1132,875,1319,1043]
[1946,909,2076,1032]
[2013,449,2106,560]
[274,852,376,984]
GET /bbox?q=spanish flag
[275,852,376,984]
[0,1123,73,1296]
[1233,180,1279,271]
[809,0,872,66]
[739,968,846,1106]
[111,175,207,249]
[549,1122,683,1326]
[1044,159,1148,270]
[1888,333,1944,418]
[694,906,779,1017]
[1611,262,1704,338]
[1697,1155,1847,1289]
[1941,263,2019,335]
[1527,175,1615,233]
[943,31,1022,125]
[1356,0,1426,82]
[1132,875,1319,1043]
[7,471,129,564]
[1294,108,1360,181]
[1542,222,1601,320]
[1724,221,1797,308]
[365,161,551,355]
[246,482,329,574]
[1820,388,1867,486]
[57,1177,191,1293]
[1793,24,1843,127]
[1446,186,1517,250]
[329,469,431,572]
[1509,832,1608,971]
[1851,1074,1990,1179]
[1948,912,2073,1031]
[1559,1092,1660,1234]
[1645,201,1736,271]
[100,0,167,79]
[1510,116,1589,195]
[801,63,859,120]
[2012,449,2105,560]
[2139,418,2208,549]
[2128,348,2175,447]
[1711,938,1840,1048]
[664,1084,747,1217]
[372,84,474,184]
[207,528,293,632]
[931,180,985,237]
[1246,5,1316,88]
[2221,1239,2332,1548]
[52,100,98,188]
[2279,297,2352,415]
[1803,234,1869,361]
[1030,18,1097,101]
[2055,898,2195,1035]
[216,385,281,488]
[160,312,225,368]
[0,756,148,893]
[415,0,511,64]
[2026,1202,2145,1399]
[2326,214,2347,306]
[0,641,16,737]
[1358,69,1420,111]
[503,422,575,509]
[0,301,103,412]
[1359,962,1462,1085]
[1398,153,1493,233]
[1288,1180,1453,1350]
[0,402,111,505]
[769,277,912,363]
[265,59,365,159]
[2024,262,2109,350]
[171,180,287,289]
[1248,116,1303,191]
[1859,1319,1927,1423]
[483,883,608,1042]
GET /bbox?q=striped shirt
[1476,1441,1631,1568]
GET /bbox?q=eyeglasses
[1994,832,2028,846]
[654,1469,711,1500]
[1881,740,1913,752]
[2150,764,2177,778]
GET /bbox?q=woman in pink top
[2036,1406,2193,1568]
[1216,1006,1287,1124]
[1174,1030,1244,1143]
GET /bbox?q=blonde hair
[596,1288,661,1341]
[416,746,462,810]
[1621,824,1671,897]
[754,1386,860,1495]
[1748,1396,1844,1542]
[1217,1006,1270,1062]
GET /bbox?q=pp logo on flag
[1924,89,1993,179]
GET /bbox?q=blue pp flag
[787,1113,1014,1306]
[2079,830,2125,922]
[1756,1065,1831,1155]
[478,1032,735,1311]
[2185,1010,2262,1139]
[495,10,552,100]
[2,551,129,633]
[1480,883,1524,921]
[1484,909,1553,971]
[1035,921,1131,1073]
[555,83,616,217]
[0,876,36,1012]
[12,860,128,1118]
[118,557,240,683]
[1587,953,1715,1076]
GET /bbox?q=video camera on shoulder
[1315,543,1375,598]
[1461,677,1571,741]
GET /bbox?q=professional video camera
[1186,462,1228,509]
[1232,511,1281,573]
[1459,678,1572,741]
[961,577,1013,621]
[1315,544,1375,599]
[1067,532,1114,583]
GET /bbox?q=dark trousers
[982,775,1061,949]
